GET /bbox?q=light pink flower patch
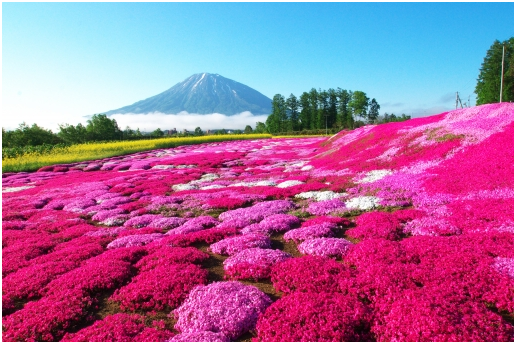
[210,234,272,255]
[298,238,353,258]
[223,248,292,280]
[173,281,272,340]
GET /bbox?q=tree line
[264,88,399,134]
[475,37,513,105]
[2,114,262,150]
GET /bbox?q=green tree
[244,125,253,134]
[336,88,352,129]
[58,123,88,144]
[299,92,311,130]
[367,98,381,124]
[152,128,164,137]
[285,94,300,131]
[194,127,204,136]
[123,126,134,140]
[4,122,61,148]
[255,122,266,133]
[317,89,329,130]
[349,91,369,123]
[268,94,287,133]
[327,88,338,129]
[86,114,120,141]
[308,88,319,130]
[475,37,514,104]
[266,112,280,134]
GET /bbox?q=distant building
[183,129,189,134]
[164,128,177,136]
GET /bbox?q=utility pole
[500,44,505,103]
[455,92,463,109]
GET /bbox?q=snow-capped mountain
[104,73,272,116]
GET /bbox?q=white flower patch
[374,147,400,161]
[301,165,314,171]
[200,185,227,190]
[2,186,35,193]
[345,196,380,210]
[152,164,196,170]
[172,184,199,191]
[355,169,393,184]
[295,191,346,202]
[276,180,304,188]
[230,180,277,187]
[152,165,176,169]
[200,173,220,181]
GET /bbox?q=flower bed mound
[173,281,272,340]
[255,292,373,342]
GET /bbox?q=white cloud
[110,111,269,132]
[1,110,269,133]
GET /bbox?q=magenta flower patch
[255,292,372,341]
[61,313,173,342]
[110,263,207,311]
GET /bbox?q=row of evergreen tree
[265,88,383,134]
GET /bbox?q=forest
[264,88,409,134]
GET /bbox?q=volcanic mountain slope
[105,73,272,116]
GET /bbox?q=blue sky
[3,2,514,131]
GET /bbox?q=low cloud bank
[110,111,269,132]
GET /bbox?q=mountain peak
[105,73,272,116]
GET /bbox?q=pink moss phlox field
[61,313,173,342]
[110,263,207,311]
[166,215,219,235]
[254,292,372,342]
[209,234,272,255]
[256,213,301,233]
[301,215,352,227]
[284,223,335,242]
[3,261,79,301]
[307,198,347,215]
[271,255,355,294]
[107,233,164,249]
[223,248,292,280]
[2,104,514,341]
[135,246,209,272]
[218,200,295,228]
[159,227,241,247]
[346,211,403,241]
[372,286,513,342]
[173,281,272,340]
[2,288,95,341]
